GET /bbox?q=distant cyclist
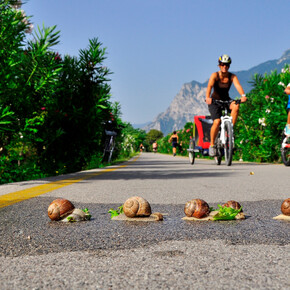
[284,83,290,135]
[152,141,158,153]
[205,54,247,156]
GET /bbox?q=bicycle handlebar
[212,99,241,105]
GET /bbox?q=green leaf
[82,208,92,220]
[212,205,242,221]
[66,216,75,222]
[108,205,124,219]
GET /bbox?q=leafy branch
[212,205,242,221]
[108,205,123,219]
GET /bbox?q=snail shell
[48,199,75,221]
[184,199,210,218]
[281,198,290,216]
[123,196,152,217]
[222,200,243,212]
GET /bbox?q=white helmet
[218,54,232,64]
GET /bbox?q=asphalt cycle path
[0,153,289,289]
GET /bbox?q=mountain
[132,121,150,129]
[143,49,290,135]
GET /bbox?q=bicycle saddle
[199,118,213,125]
[105,130,117,136]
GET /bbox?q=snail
[61,208,86,222]
[281,198,290,216]
[184,199,210,218]
[151,212,163,221]
[123,196,152,218]
[222,200,243,212]
[48,198,75,221]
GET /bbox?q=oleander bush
[234,65,290,162]
[0,1,133,184]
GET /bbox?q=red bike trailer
[190,115,213,155]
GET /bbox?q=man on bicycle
[205,54,247,156]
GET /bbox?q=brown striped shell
[222,200,243,212]
[123,196,152,217]
[281,198,290,216]
[48,199,75,221]
[184,199,210,218]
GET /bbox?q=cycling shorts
[287,95,290,110]
[208,101,231,120]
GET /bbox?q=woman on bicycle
[284,83,290,135]
[205,54,247,156]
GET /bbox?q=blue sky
[23,0,290,124]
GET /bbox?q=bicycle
[281,91,290,166]
[212,99,241,166]
[281,127,290,166]
[187,99,241,166]
[102,129,117,163]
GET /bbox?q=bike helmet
[218,54,232,65]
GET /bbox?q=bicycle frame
[281,130,290,166]
[220,115,234,146]
[103,129,117,163]
[214,100,235,147]
[213,99,237,166]
[281,135,290,149]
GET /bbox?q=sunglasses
[220,63,230,67]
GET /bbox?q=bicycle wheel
[214,136,222,165]
[108,138,115,163]
[188,139,195,165]
[281,134,290,166]
[102,137,113,163]
[224,121,233,166]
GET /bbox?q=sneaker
[209,145,216,157]
[285,125,290,135]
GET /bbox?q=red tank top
[211,72,232,101]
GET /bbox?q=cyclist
[205,54,247,156]
[284,83,290,135]
[169,131,179,156]
[152,141,158,153]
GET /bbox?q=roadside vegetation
[1,1,289,185]
[156,65,290,163]
[0,1,146,184]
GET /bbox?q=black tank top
[211,72,232,101]
[172,137,177,142]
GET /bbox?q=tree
[0,1,118,182]
[145,129,163,145]
[119,123,146,156]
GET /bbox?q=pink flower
[265,95,269,99]
[41,107,46,110]
[186,129,190,133]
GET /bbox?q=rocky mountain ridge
[143,49,290,135]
